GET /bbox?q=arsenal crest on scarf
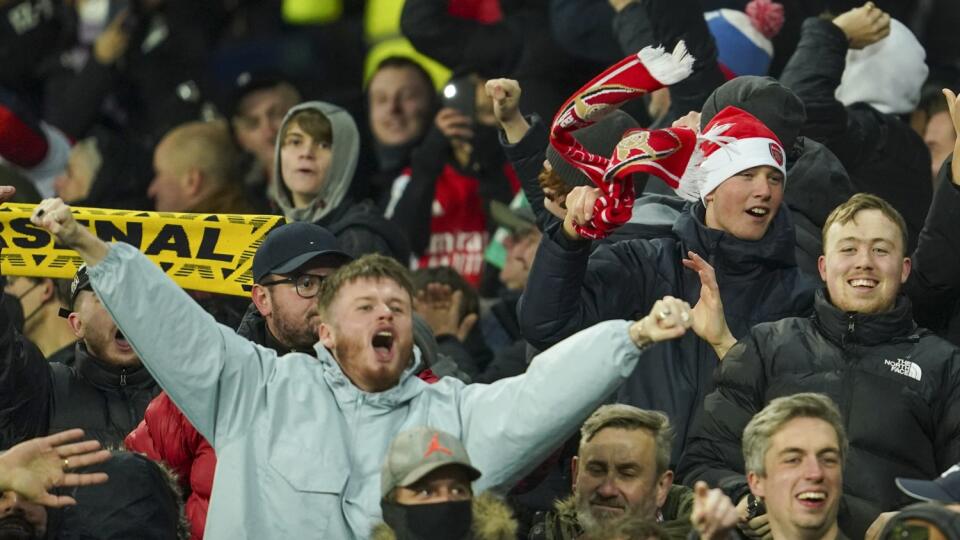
[548,44,786,240]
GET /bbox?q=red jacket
[124,392,213,540]
[125,370,444,538]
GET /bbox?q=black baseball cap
[228,71,294,120]
[252,222,352,283]
[58,265,92,318]
[897,464,960,503]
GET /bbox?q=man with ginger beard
[0,261,159,451]
[32,194,707,539]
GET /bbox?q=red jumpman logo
[423,433,454,458]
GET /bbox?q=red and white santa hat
[686,106,787,202]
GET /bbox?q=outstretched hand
[683,251,737,359]
[943,88,960,185]
[0,429,111,507]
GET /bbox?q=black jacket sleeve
[400,0,520,75]
[779,18,851,154]
[386,127,450,256]
[518,224,652,350]
[42,55,117,140]
[619,0,724,127]
[550,0,622,64]
[499,115,559,232]
[905,157,960,333]
[676,333,766,503]
[0,280,51,449]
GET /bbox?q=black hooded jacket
[52,452,188,539]
[678,290,960,540]
[518,201,818,463]
[0,278,158,450]
[779,18,931,252]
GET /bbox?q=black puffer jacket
[779,18,931,252]
[678,290,960,540]
[519,202,818,463]
[0,284,159,449]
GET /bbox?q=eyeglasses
[260,274,325,299]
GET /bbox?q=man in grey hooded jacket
[269,101,411,263]
[28,196,702,540]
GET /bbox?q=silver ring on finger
[657,308,671,321]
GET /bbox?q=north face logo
[884,358,922,381]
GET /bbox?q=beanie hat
[694,106,786,200]
[835,18,928,115]
[705,0,784,77]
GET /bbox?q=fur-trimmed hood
[370,493,518,540]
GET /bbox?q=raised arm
[779,5,890,165]
[518,206,659,349]
[462,297,695,491]
[905,91,960,335]
[30,199,281,447]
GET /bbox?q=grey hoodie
[269,101,360,223]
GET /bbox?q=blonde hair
[742,393,847,476]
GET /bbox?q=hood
[673,201,798,276]
[836,19,928,115]
[314,338,429,408]
[700,76,806,153]
[782,137,854,228]
[269,101,360,223]
[53,452,189,540]
[370,493,518,540]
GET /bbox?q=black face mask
[0,514,40,540]
[381,499,473,540]
[2,292,25,334]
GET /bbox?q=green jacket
[529,484,694,540]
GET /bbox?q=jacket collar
[315,343,426,408]
[673,201,798,278]
[813,289,919,347]
[72,343,155,390]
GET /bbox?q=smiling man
[743,393,848,540]
[679,193,960,539]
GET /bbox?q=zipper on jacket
[120,369,127,387]
[841,315,856,349]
